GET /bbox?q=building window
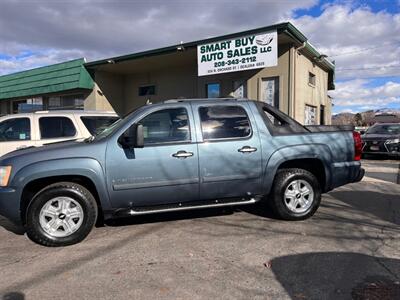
[320,105,325,125]
[12,97,43,113]
[206,83,220,98]
[304,105,317,125]
[48,94,84,110]
[260,77,279,108]
[39,117,77,139]
[233,80,247,98]
[308,72,316,86]
[138,85,156,97]
[199,105,251,140]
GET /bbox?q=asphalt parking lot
[0,159,399,300]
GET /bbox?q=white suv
[0,110,119,157]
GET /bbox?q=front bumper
[0,187,22,226]
[363,141,400,156]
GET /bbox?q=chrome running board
[114,198,258,217]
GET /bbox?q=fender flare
[262,144,333,194]
[12,158,112,211]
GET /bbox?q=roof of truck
[0,110,118,118]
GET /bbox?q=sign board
[197,30,277,76]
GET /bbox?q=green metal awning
[0,58,94,100]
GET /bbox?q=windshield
[91,105,148,141]
[93,118,123,140]
[366,124,400,135]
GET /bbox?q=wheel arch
[15,158,111,225]
[263,144,333,194]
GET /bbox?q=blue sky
[0,0,399,114]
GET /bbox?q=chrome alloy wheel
[283,179,314,213]
[39,197,84,238]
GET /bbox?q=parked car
[0,110,119,157]
[0,99,364,246]
[361,123,400,158]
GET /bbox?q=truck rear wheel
[26,182,97,247]
[269,168,321,220]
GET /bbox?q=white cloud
[330,79,400,107]
[291,4,400,79]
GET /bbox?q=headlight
[0,166,12,187]
[386,138,400,144]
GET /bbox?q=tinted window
[81,116,119,135]
[140,108,190,145]
[199,106,251,140]
[0,118,31,141]
[39,117,76,139]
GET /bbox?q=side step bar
[114,198,259,217]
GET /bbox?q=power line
[329,42,400,57]
[337,65,400,71]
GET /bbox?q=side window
[39,117,77,139]
[139,108,190,145]
[80,116,119,136]
[0,118,31,141]
[199,106,251,140]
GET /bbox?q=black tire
[269,168,321,221]
[26,182,98,247]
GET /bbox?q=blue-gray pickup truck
[0,99,364,246]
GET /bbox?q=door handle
[172,150,194,158]
[238,146,257,153]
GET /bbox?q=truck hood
[0,139,106,167]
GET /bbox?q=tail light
[353,131,362,161]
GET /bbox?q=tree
[354,113,363,126]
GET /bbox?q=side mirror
[360,130,365,135]
[119,124,144,148]
[135,124,144,148]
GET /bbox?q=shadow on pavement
[0,217,25,235]
[2,292,25,300]
[271,252,400,300]
[329,190,400,226]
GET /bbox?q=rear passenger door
[35,116,80,146]
[192,102,263,200]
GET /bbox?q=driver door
[105,104,200,208]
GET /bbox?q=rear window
[256,102,308,135]
[39,117,76,139]
[199,105,251,140]
[80,116,119,135]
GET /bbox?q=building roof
[85,22,335,79]
[0,58,94,100]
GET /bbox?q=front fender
[262,144,333,195]
[11,158,111,211]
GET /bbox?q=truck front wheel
[26,182,98,247]
[270,168,321,220]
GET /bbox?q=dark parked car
[361,123,400,158]
[0,99,364,246]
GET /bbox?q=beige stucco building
[85,22,334,125]
[0,22,334,125]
